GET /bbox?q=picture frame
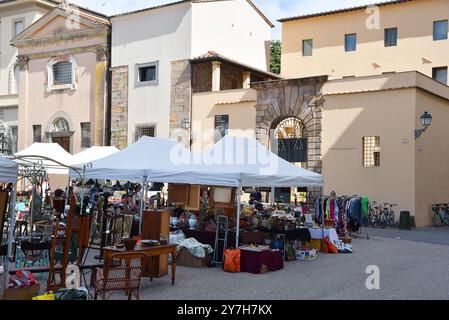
[210,187,235,208]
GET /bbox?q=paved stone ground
[101,228,449,300]
[3,228,447,300]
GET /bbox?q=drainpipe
[105,28,112,146]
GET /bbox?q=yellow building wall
[322,88,416,221]
[191,88,257,153]
[415,89,449,227]
[281,0,449,80]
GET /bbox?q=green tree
[270,40,281,75]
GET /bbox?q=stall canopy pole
[235,180,242,249]
[79,165,87,216]
[139,176,147,234]
[64,176,71,208]
[6,183,18,274]
[321,186,325,252]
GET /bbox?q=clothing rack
[314,194,369,242]
[342,195,369,240]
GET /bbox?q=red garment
[240,250,284,274]
[330,200,335,220]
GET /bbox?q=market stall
[15,143,75,175]
[0,156,19,286]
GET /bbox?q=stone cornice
[250,76,328,90]
[19,44,109,61]
[12,28,109,48]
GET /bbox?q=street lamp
[415,111,433,139]
[181,118,190,130]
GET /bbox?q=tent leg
[5,183,17,284]
[235,182,242,249]
[64,176,71,208]
[139,177,147,235]
[321,186,325,252]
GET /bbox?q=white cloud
[71,0,396,39]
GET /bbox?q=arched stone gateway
[251,76,327,204]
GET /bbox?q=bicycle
[431,203,449,226]
[384,203,397,227]
[368,201,380,227]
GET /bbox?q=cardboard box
[176,248,209,268]
[296,249,318,261]
[305,239,323,252]
[3,284,40,300]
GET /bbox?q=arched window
[46,56,77,92]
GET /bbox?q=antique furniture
[186,185,201,211]
[19,240,51,268]
[141,210,170,277]
[102,243,177,285]
[93,252,146,300]
[167,184,189,204]
[168,184,201,210]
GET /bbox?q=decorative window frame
[135,61,159,87]
[46,56,77,92]
[12,18,25,38]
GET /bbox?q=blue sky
[71,0,391,39]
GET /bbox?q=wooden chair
[19,240,51,267]
[93,252,146,300]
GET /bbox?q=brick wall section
[251,76,327,208]
[192,61,254,93]
[192,61,212,93]
[220,62,243,90]
[170,60,192,141]
[110,66,129,149]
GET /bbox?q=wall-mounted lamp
[181,118,190,130]
[415,111,432,139]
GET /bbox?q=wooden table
[103,243,178,285]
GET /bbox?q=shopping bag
[32,292,55,300]
[224,249,241,273]
[324,237,339,254]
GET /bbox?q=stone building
[12,4,110,154]
[0,0,60,154]
[109,0,273,149]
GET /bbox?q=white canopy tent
[188,136,323,188]
[187,135,323,247]
[69,137,237,186]
[70,146,120,167]
[70,136,323,247]
[0,156,18,183]
[14,143,75,175]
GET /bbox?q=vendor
[249,189,262,205]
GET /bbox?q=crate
[3,284,40,300]
[176,248,209,268]
[305,239,323,252]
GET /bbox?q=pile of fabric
[177,238,213,259]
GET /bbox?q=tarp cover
[0,156,18,183]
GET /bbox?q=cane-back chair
[94,252,146,300]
